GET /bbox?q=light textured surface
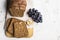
[0,0,60,40]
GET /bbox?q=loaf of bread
[7,0,27,17]
[5,18,28,38]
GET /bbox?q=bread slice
[5,18,28,37]
[7,0,27,17]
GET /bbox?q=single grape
[37,15,42,23]
[33,19,38,23]
[35,10,38,13]
[32,8,35,12]
[29,9,31,12]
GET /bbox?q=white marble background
[0,0,60,40]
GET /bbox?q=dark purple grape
[31,15,36,19]
[37,15,42,23]
[27,12,32,17]
[35,10,38,13]
[32,8,35,12]
[34,20,39,23]
[29,14,32,17]
[35,12,39,16]
[29,9,31,12]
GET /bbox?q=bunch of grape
[27,8,42,23]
